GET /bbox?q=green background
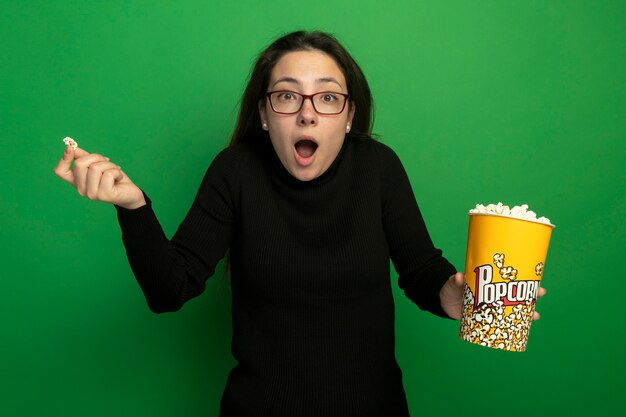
[1,1,624,416]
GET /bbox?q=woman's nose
[298,98,318,126]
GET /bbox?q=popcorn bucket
[459,213,554,351]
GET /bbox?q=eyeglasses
[266,90,349,115]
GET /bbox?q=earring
[346,123,351,132]
[262,121,268,130]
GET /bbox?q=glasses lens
[313,92,346,115]
[270,91,302,113]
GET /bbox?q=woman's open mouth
[294,139,318,166]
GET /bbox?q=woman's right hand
[54,145,146,209]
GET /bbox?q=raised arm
[54,144,235,312]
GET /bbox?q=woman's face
[259,50,355,182]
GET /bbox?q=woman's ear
[347,103,356,131]
[259,100,269,131]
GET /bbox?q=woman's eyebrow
[316,77,343,88]
[272,77,300,88]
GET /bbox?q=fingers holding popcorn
[54,138,146,209]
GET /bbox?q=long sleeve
[379,145,457,318]
[114,149,236,313]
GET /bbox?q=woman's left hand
[439,272,465,320]
[439,272,547,320]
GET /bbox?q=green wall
[1,1,624,416]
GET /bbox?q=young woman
[54,31,543,417]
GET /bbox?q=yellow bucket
[459,213,554,351]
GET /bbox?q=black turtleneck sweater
[115,136,456,417]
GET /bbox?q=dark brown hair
[229,30,374,146]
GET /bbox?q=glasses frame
[266,90,350,115]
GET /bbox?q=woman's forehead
[270,50,346,89]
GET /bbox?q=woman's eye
[278,92,297,100]
[321,93,337,102]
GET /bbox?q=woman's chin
[287,162,328,182]
[289,167,320,182]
